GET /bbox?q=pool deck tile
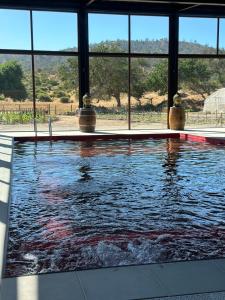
[0,136,13,281]
[148,259,225,296]
[214,259,225,274]
[1,128,225,144]
[76,265,169,300]
[0,272,85,300]
[152,291,225,300]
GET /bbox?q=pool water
[5,138,225,277]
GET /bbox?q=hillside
[0,39,221,71]
[90,39,219,55]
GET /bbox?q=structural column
[168,14,179,128]
[78,8,89,108]
[30,10,37,133]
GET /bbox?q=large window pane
[131,16,169,54]
[89,14,128,53]
[0,9,31,50]
[219,19,225,54]
[33,11,77,51]
[34,55,79,132]
[0,55,33,132]
[178,58,225,128]
[90,57,128,130]
[131,58,168,129]
[179,17,217,54]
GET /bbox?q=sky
[0,9,223,51]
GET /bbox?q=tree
[179,59,217,99]
[208,59,225,90]
[131,58,149,102]
[58,57,79,94]
[146,60,168,95]
[0,60,27,101]
[89,48,128,107]
[90,44,147,107]
[146,59,219,99]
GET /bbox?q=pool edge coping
[0,135,13,282]
[12,131,225,146]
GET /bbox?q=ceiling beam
[105,0,225,7]
[86,0,104,7]
[179,4,200,12]
[86,0,97,6]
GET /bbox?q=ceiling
[100,0,225,5]
[0,0,224,16]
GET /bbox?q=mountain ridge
[0,39,220,72]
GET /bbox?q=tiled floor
[1,260,225,300]
[1,127,225,140]
[154,292,225,300]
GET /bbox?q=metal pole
[217,17,220,55]
[168,14,179,129]
[128,14,131,130]
[48,116,52,137]
[30,10,37,136]
[78,8,89,108]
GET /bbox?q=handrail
[34,118,37,137]
[48,116,52,137]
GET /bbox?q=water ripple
[5,138,225,277]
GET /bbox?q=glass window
[0,55,34,132]
[219,19,225,54]
[179,17,217,54]
[178,58,225,128]
[89,14,128,53]
[131,58,168,129]
[34,55,79,132]
[89,57,128,129]
[0,9,31,50]
[33,11,77,51]
[131,16,169,54]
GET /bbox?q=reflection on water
[5,138,225,277]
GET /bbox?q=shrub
[60,96,70,103]
[55,91,67,98]
[133,102,155,112]
[49,79,58,86]
[37,93,52,102]
[38,86,48,92]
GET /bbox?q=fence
[185,111,225,127]
[0,102,225,128]
[0,103,77,115]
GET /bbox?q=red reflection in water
[5,226,225,278]
[41,219,74,241]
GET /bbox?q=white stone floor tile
[152,291,225,300]
[149,260,225,296]
[77,265,169,300]
[1,272,85,300]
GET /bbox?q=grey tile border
[0,136,13,282]
[1,128,225,141]
[76,265,169,300]
[151,291,225,300]
[148,259,225,296]
[75,260,225,300]
[1,271,85,300]
[214,259,225,274]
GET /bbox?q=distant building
[204,88,225,113]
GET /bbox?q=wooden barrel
[169,107,185,130]
[79,108,96,132]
